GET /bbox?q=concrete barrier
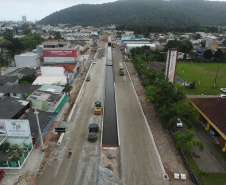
[57,133,65,146]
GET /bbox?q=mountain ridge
[38,1,226,26]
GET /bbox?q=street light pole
[34,108,44,151]
[66,73,71,101]
[83,56,85,72]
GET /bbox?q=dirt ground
[125,61,194,185]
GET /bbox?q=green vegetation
[185,153,226,185]
[18,74,36,84]
[131,46,226,185]
[38,1,226,26]
[131,46,198,131]
[164,39,193,53]
[176,62,226,95]
[202,173,226,185]
[118,25,219,35]
[173,129,204,155]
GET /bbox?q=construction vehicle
[88,123,99,142]
[119,67,124,75]
[94,101,101,115]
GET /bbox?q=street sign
[55,128,66,133]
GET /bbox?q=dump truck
[94,101,101,115]
[119,67,124,75]
[88,123,99,142]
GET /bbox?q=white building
[15,52,41,68]
[125,44,156,54]
[32,67,67,85]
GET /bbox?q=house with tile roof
[187,96,226,152]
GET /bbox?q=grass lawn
[202,173,226,185]
[176,62,226,95]
[185,151,226,185]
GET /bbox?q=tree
[213,49,224,61]
[21,33,43,51]
[53,32,63,40]
[201,41,206,48]
[3,32,24,57]
[194,33,201,40]
[0,38,12,66]
[222,40,226,46]
[164,39,193,53]
[203,49,213,60]
[18,74,36,84]
[173,129,204,155]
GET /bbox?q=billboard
[165,49,178,83]
[43,50,77,57]
[2,119,31,137]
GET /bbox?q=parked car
[220,88,226,93]
[176,118,183,128]
[209,128,219,136]
[0,170,5,181]
[219,94,226,98]
[86,76,90,81]
[92,60,96,64]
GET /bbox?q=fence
[165,121,200,185]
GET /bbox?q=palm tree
[173,129,204,155]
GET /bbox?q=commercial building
[205,39,218,49]
[42,40,80,63]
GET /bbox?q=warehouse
[121,39,151,48]
[125,43,156,54]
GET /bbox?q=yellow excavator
[94,101,101,115]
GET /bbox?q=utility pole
[66,73,70,101]
[34,108,44,151]
[213,66,219,88]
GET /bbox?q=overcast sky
[0,0,117,22]
[1,0,226,22]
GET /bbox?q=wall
[15,54,40,68]
[44,57,76,63]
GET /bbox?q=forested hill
[38,0,226,26]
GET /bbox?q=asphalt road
[35,45,106,185]
[112,45,167,185]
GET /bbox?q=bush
[17,150,22,157]
[190,81,196,89]
[2,142,10,150]
[11,155,19,161]
[11,144,19,150]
